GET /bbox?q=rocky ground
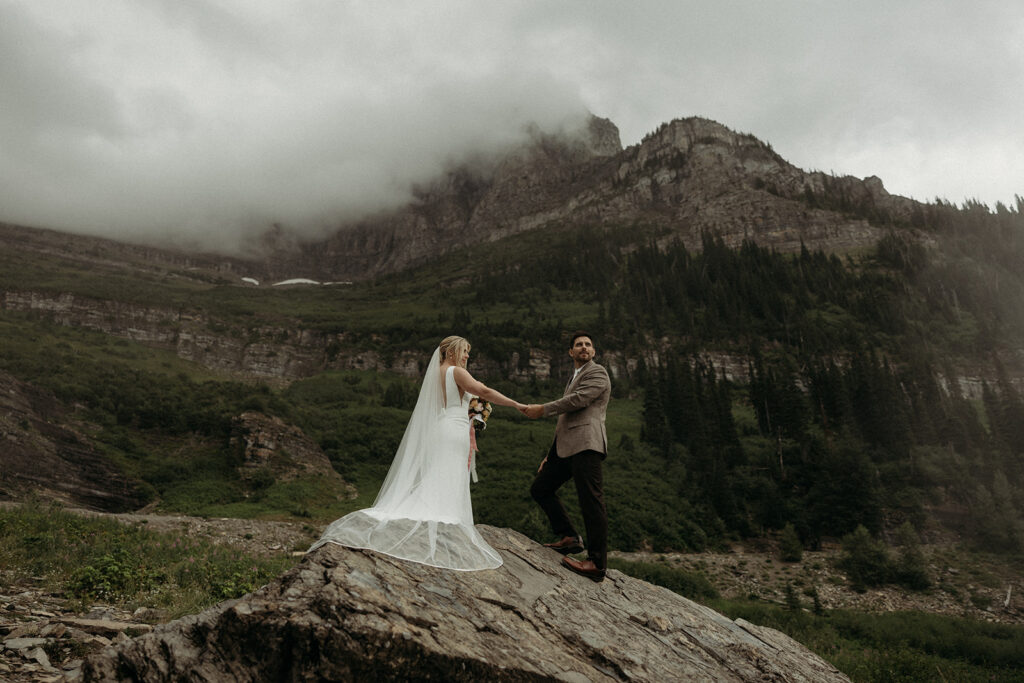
[0,585,155,682]
[2,509,1021,681]
[0,509,315,682]
[610,544,1023,626]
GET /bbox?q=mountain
[259,115,916,280]
[1,114,914,284]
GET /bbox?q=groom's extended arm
[542,367,610,417]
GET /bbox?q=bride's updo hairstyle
[439,336,471,367]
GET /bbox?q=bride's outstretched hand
[513,402,527,413]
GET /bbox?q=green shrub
[607,558,718,600]
[838,525,892,592]
[69,549,159,600]
[712,597,1024,682]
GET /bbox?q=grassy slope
[0,500,296,619]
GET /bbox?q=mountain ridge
[2,114,922,284]
[267,115,917,280]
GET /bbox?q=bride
[309,336,524,570]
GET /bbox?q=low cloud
[0,2,589,252]
[2,2,1021,254]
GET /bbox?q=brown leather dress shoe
[543,536,584,555]
[562,556,606,582]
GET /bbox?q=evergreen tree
[778,523,803,562]
[838,525,892,592]
[641,377,672,456]
[893,521,931,590]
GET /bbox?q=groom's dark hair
[570,330,593,347]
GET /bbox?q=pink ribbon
[468,425,478,469]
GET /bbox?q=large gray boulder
[82,526,849,681]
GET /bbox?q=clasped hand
[518,403,544,419]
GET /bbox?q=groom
[522,331,611,582]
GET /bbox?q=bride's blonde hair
[439,335,471,367]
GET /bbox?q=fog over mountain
[1,1,1021,253]
[0,2,591,251]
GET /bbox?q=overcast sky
[2,1,1021,252]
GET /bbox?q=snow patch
[268,278,354,287]
[272,278,321,286]
[241,277,260,286]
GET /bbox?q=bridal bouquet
[468,398,492,432]
[467,398,491,483]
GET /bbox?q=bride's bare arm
[453,367,525,409]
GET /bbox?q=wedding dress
[309,348,502,570]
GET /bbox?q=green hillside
[2,194,1024,557]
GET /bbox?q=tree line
[464,193,1024,551]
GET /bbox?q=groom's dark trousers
[530,442,608,571]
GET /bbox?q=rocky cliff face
[2,113,1013,391]
[274,116,912,281]
[1,113,923,285]
[0,371,150,512]
[596,118,917,252]
[1,290,333,379]
[0,289,580,382]
[273,115,624,280]
[8,289,1021,398]
[81,525,849,682]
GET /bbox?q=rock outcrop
[81,526,849,682]
[230,411,357,498]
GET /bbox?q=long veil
[309,347,502,570]
[370,346,444,512]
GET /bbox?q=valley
[2,112,1023,680]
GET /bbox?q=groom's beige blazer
[542,360,611,458]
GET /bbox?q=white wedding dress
[309,349,502,570]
